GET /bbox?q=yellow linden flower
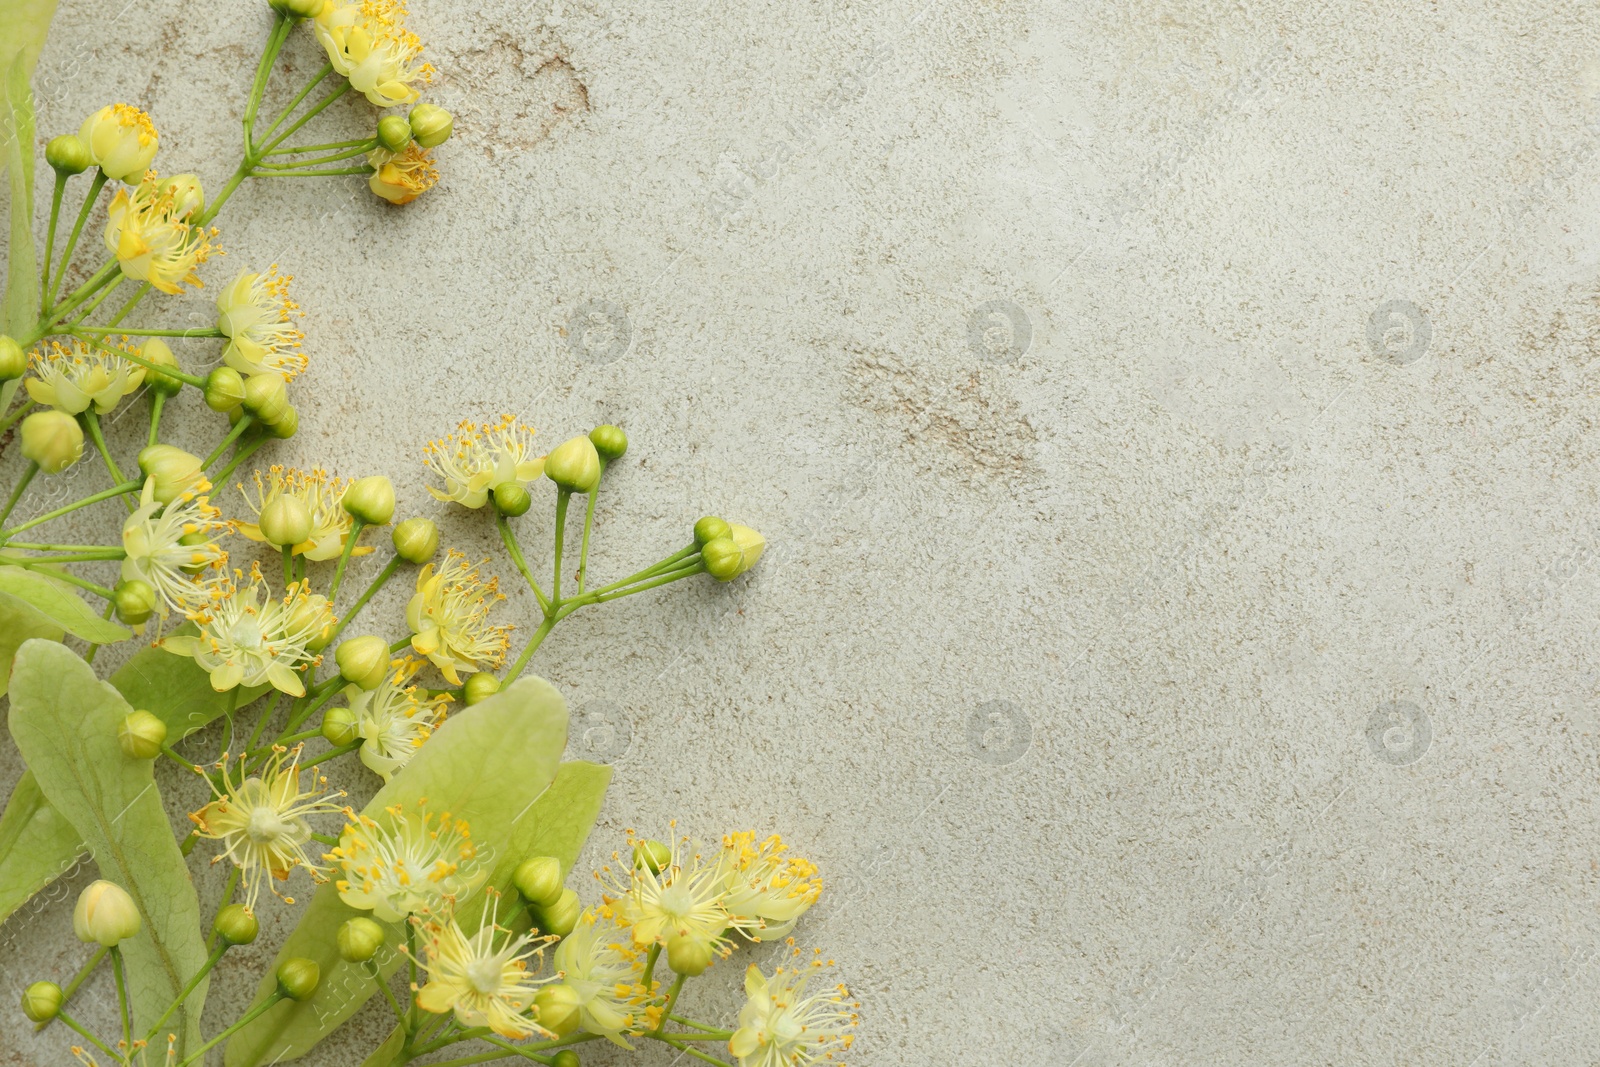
[413,893,556,1038]
[161,564,334,695]
[189,744,347,909]
[121,475,231,619]
[552,910,648,1046]
[729,954,857,1067]
[367,143,438,204]
[315,0,434,107]
[237,466,369,561]
[718,833,822,941]
[330,798,487,921]
[598,830,733,956]
[103,171,217,294]
[78,103,158,181]
[216,267,307,379]
[346,657,451,781]
[423,415,544,509]
[24,338,145,415]
[405,551,510,684]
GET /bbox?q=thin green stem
[551,490,571,603]
[252,165,375,178]
[480,1036,557,1063]
[41,260,121,336]
[325,555,402,646]
[62,273,124,329]
[669,1015,733,1036]
[175,992,286,1067]
[258,63,334,143]
[575,484,602,595]
[300,739,360,771]
[406,921,419,1033]
[497,515,550,613]
[212,435,268,487]
[56,1008,120,1060]
[9,550,125,562]
[578,561,705,607]
[162,744,202,773]
[72,331,207,387]
[654,974,686,1033]
[640,944,661,995]
[264,136,370,156]
[111,945,133,1051]
[254,143,374,169]
[147,940,227,1042]
[367,960,407,1025]
[283,545,294,586]
[259,82,352,157]
[84,600,116,663]
[103,281,154,329]
[76,325,224,337]
[0,556,116,598]
[35,947,107,1033]
[39,171,67,313]
[504,615,557,681]
[329,519,366,601]
[654,1037,735,1067]
[0,463,38,528]
[148,390,164,447]
[201,415,253,468]
[0,399,35,436]
[199,162,250,229]
[1,541,116,550]
[583,544,699,598]
[0,477,140,540]
[81,413,135,511]
[243,14,293,150]
[47,171,108,306]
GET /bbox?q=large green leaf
[0,589,61,697]
[0,565,129,643]
[225,677,609,1067]
[1,0,56,335]
[8,639,210,1055]
[0,770,80,924]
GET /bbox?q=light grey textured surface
[5,0,1600,1064]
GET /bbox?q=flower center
[246,805,289,843]
[230,615,264,650]
[464,957,502,995]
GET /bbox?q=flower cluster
[120,475,232,620]
[237,466,366,560]
[330,798,486,920]
[406,550,511,683]
[217,266,307,379]
[25,338,146,414]
[103,170,217,294]
[313,0,434,108]
[162,563,335,695]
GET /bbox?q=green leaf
[0,0,56,335]
[358,1025,406,1067]
[0,587,61,697]
[8,639,210,1056]
[0,770,81,925]
[109,627,270,740]
[0,564,129,643]
[225,677,610,1067]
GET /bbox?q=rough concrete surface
[4,0,1600,1064]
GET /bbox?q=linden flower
[25,339,145,415]
[162,565,334,695]
[348,657,451,781]
[331,799,487,921]
[238,467,368,561]
[79,103,158,181]
[718,833,822,941]
[414,894,555,1039]
[599,831,733,955]
[406,551,511,684]
[217,267,307,379]
[121,476,230,619]
[424,415,544,509]
[103,172,217,295]
[367,144,438,205]
[315,0,434,107]
[730,957,858,1067]
[189,745,347,909]
[553,910,647,1047]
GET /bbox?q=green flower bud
[701,536,743,581]
[693,516,730,546]
[533,983,581,1038]
[513,856,563,907]
[588,424,628,462]
[113,579,157,626]
[550,1052,581,1067]
[241,371,290,424]
[269,0,326,18]
[177,531,211,575]
[258,494,313,548]
[462,672,500,705]
[158,173,204,219]
[493,482,531,517]
[408,103,453,148]
[729,524,766,572]
[392,517,439,564]
[633,839,671,874]
[343,475,396,525]
[336,634,390,691]
[276,958,321,1001]
[20,411,83,474]
[321,706,359,747]
[337,916,386,962]
[213,903,259,945]
[139,338,184,397]
[537,887,580,938]
[544,435,601,494]
[265,404,299,439]
[204,366,246,412]
[137,444,205,504]
[0,335,25,381]
[45,134,90,175]
[118,709,167,759]
[376,114,413,153]
[286,592,335,652]
[20,981,63,1023]
[74,880,140,947]
[666,933,715,976]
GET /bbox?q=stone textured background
[5,0,1600,1064]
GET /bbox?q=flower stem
[148,939,227,1041]
[0,556,116,598]
[175,992,286,1067]
[148,391,164,447]
[103,280,154,329]
[55,1008,121,1060]
[258,63,333,144]
[252,165,375,178]
[82,412,135,511]
[576,466,604,594]
[243,13,293,150]
[0,398,35,436]
[326,554,402,647]
[212,435,268,486]
[255,143,375,169]
[0,462,38,529]
[259,81,352,157]
[299,739,360,771]
[497,515,550,613]
[504,614,558,681]
[72,330,207,387]
[582,544,699,598]
[0,478,141,543]
[34,946,107,1033]
[654,974,685,1034]
[669,1014,733,1036]
[75,325,225,337]
[46,170,108,306]
[329,519,366,602]
[264,136,370,156]
[111,945,133,1051]
[39,171,67,314]
[552,490,570,603]
[367,960,407,1025]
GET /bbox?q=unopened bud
[633,839,672,875]
[20,410,83,474]
[376,114,413,153]
[666,933,715,976]
[258,494,312,548]
[179,531,211,575]
[538,887,580,938]
[493,482,531,517]
[320,706,359,747]
[139,338,184,397]
[113,580,157,626]
[337,917,385,962]
[213,903,259,945]
[513,856,563,907]
[276,958,320,1001]
[544,435,601,494]
[343,475,395,525]
[118,709,167,758]
[588,424,628,462]
[20,981,63,1023]
[0,336,25,381]
[265,404,298,439]
[158,173,204,219]
[74,880,140,947]
[533,983,581,1037]
[701,537,743,581]
[286,593,335,652]
[269,0,326,17]
[462,672,499,705]
[241,371,290,424]
[729,524,766,572]
[335,635,390,691]
[137,444,205,504]
[550,1052,581,1067]
[408,103,453,148]
[45,134,90,175]
[204,366,246,412]
[392,517,439,564]
[693,516,730,546]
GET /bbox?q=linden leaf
[0,565,131,644]
[0,770,81,926]
[0,587,61,697]
[225,676,611,1067]
[0,0,57,335]
[8,639,210,1055]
